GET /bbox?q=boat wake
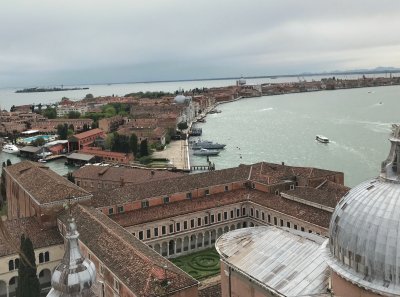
[259,107,273,112]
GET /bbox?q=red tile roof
[70,128,104,140]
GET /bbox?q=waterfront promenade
[152,139,190,171]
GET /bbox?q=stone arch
[223,226,229,233]
[237,222,241,229]
[0,280,7,297]
[243,222,247,228]
[197,233,203,248]
[230,224,235,231]
[183,236,189,252]
[249,222,254,227]
[161,242,168,257]
[176,238,182,254]
[190,235,196,250]
[9,276,18,296]
[39,268,52,289]
[217,228,223,238]
[204,231,210,246]
[154,243,161,254]
[210,230,217,244]
[168,240,175,256]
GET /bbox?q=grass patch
[170,248,220,280]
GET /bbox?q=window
[280,219,284,227]
[290,184,295,190]
[224,212,228,220]
[242,208,246,216]
[154,227,159,237]
[230,210,234,219]
[186,192,192,199]
[139,231,144,240]
[217,213,221,222]
[113,278,120,293]
[236,209,240,217]
[287,222,291,228]
[176,222,181,232]
[191,219,195,228]
[108,208,114,215]
[197,218,202,226]
[163,196,169,204]
[268,214,271,223]
[224,185,229,191]
[8,260,14,271]
[204,216,209,225]
[169,224,173,233]
[274,217,277,225]
[39,253,44,263]
[275,190,279,195]
[15,258,19,269]
[162,226,166,235]
[256,210,259,219]
[262,212,265,221]
[141,200,149,208]
[117,205,124,213]
[294,225,298,230]
[146,229,151,239]
[205,189,210,195]
[250,208,254,217]
[210,214,215,223]
[183,221,188,230]
[301,227,305,232]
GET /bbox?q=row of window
[248,207,320,235]
[134,207,245,240]
[8,252,50,271]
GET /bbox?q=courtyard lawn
[170,248,220,280]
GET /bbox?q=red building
[68,128,105,152]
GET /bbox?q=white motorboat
[2,144,20,154]
[193,148,220,156]
[316,135,329,143]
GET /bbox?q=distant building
[98,115,125,133]
[68,128,105,151]
[56,104,88,117]
[78,147,134,164]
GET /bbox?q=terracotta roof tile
[5,161,91,204]
[61,205,198,296]
[0,217,63,257]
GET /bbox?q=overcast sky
[1,0,400,87]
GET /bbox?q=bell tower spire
[381,124,400,182]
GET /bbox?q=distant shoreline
[15,87,89,93]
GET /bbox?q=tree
[68,111,81,119]
[129,134,138,157]
[31,137,45,147]
[177,121,188,131]
[69,124,74,131]
[57,124,68,140]
[10,105,16,112]
[85,93,94,99]
[82,123,90,132]
[140,139,149,157]
[16,235,40,297]
[43,107,57,119]
[6,159,12,166]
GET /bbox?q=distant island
[15,86,89,93]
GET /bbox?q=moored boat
[2,144,20,154]
[193,148,220,156]
[316,135,329,143]
[192,140,226,150]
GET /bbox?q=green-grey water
[191,85,399,187]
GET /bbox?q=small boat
[2,144,20,154]
[192,140,226,150]
[316,135,329,143]
[193,148,220,156]
[38,159,47,163]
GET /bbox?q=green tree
[67,129,74,137]
[6,159,12,166]
[177,121,188,131]
[129,134,138,156]
[57,124,68,140]
[31,137,45,147]
[43,107,57,119]
[10,105,16,112]
[110,133,130,153]
[68,111,81,119]
[69,124,74,131]
[16,235,40,297]
[85,93,94,99]
[139,139,149,157]
[82,123,90,132]
[103,106,116,118]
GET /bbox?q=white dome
[326,125,400,296]
[174,95,187,104]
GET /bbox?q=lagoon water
[191,85,399,187]
[1,76,398,186]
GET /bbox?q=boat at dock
[193,148,220,156]
[316,135,329,143]
[2,144,20,154]
[191,140,226,150]
[209,109,222,114]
